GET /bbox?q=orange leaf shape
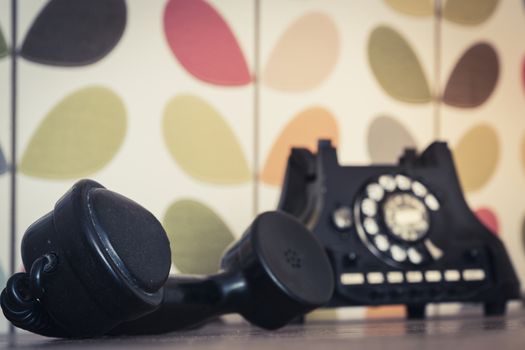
[260,107,339,186]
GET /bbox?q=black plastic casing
[278,140,521,315]
[21,180,171,337]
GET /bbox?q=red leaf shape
[164,0,251,86]
[474,207,499,235]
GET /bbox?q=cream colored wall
[0,0,523,332]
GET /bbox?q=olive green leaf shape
[443,43,499,108]
[385,0,499,26]
[368,26,431,104]
[453,124,499,192]
[0,26,7,58]
[367,116,417,163]
[262,12,340,92]
[163,94,251,184]
[443,0,499,26]
[163,199,235,274]
[20,86,126,179]
[384,0,434,16]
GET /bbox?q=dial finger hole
[395,174,412,190]
[361,198,377,217]
[424,194,440,211]
[412,181,428,197]
[378,175,396,192]
[366,183,384,201]
[390,244,407,262]
[407,247,423,264]
[374,234,390,252]
[363,217,379,235]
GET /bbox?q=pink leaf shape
[474,207,499,235]
[164,0,251,86]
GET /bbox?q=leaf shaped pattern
[20,86,127,179]
[0,145,7,175]
[164,0,251,86]
[367,116,417,163]
[262,12,340,91]
[0,26,7,58]
[443,0,499,26]
[0,264,5,292]
[453,124,499,192]
[368,26,431,104]
[521,133,525,174]
[367,306,405,319]
[20,0,126,66]
[522,57,525,95]
[522,215,525,254]
[474,207,499,235]
[384,0,434,17]
[260,107,339,186]
[163,95,251,184]
[163,199,235,274]
[443,43,499,108]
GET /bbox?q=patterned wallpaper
[1,0,524,331]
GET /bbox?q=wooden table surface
[1,307,525,349]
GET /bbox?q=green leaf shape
[163,94,251,184]
[442,43,499,108]
[384,0,434,16]
[444,0,499,26]
[163,199,235,274]
[368,26,431,104]
[367,116,417,163]
[0,26,7,58]
[20,86,126,179]
[453,124,499,192]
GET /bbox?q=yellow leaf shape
[384,0,434,16]
[263,12,340,92]
[367,116,417,163]
[368,26,431,104]
[163,94,251,184]
[444,0,499,26]
[453,124,499,192]
[261,107,339,186]
[20,86,126,179]
[163,199,235,274]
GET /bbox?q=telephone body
[278,140,520,318]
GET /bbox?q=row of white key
[340,269,486,285]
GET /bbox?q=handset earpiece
[1,180,334,338]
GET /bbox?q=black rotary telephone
[278,140,521,318]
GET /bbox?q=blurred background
[1,0,524,331]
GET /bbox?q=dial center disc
[383,193,429,242]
